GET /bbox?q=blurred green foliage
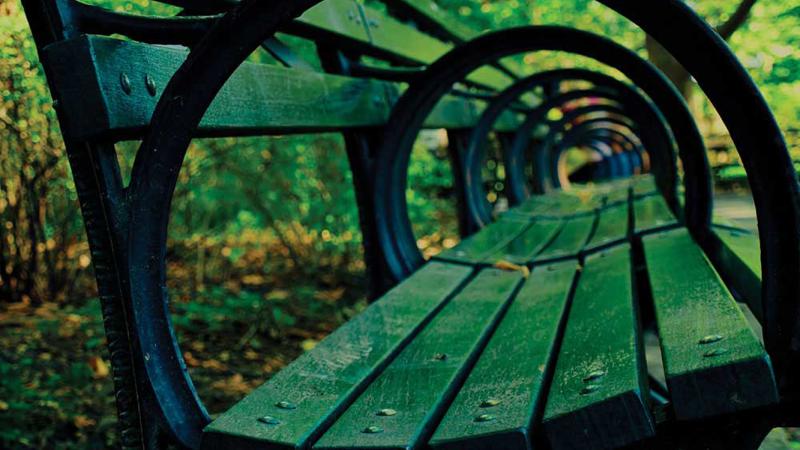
[0,0,798,448]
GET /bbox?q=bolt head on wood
[474,414,496,422]
[580,384,600,395]
[145,74,157,96]
[703,348,729,358]
[583,370,606,382]
[275,400,297,410]
[362,425,383,434]
[376,408,397,416]
[480,399,501,408]
[257,415,280,425]
[698,334,724,345]
[119,73,132,94]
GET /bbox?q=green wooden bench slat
[631,174,658,197]
[297,0,371,45]
[201,262,472,449]
[535,214,595,260]
[643,228,777,420]
[42,35,516,140]
[633,194,677,233]
[712,226,762,319]
[381,0,532,80]
[359,5,513,91]
[485,219,562,265]
[435,218,531,265]
[590,177,634,205]
[314,269,522,449]
[383,0,478,41]
[543,245,654,450]
[505,197,560,218]
[430,260,578,449]
[42,35,390,140]
[296,0,514,92]
[509,193,599,220]
[585,203,629,251]
[603,184,631,206]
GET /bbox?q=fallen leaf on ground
[88,356,109,379]
[74,415,96,429]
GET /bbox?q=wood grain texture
[485,219,562,265]
[314,269,523,449]
[42,36,517,140]
[643,228,777,420]
[712,225,762,320]
[297,0,371,45]
[534,214,596,261]
[632,194,677,233]
[543,245,654,450]
[585,203,630,251]
[381,0,530,78]
[430,260,579,450]
[201,262,472,450]
[507,197,595,221]
[434,218,532,265]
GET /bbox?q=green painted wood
[585,203,629,251]
[485,219,562,265]
[633,194,677,233]
[543,245,654,450]
[712,226,763,320]
[359,4,512,91]
[201,262,472,450]
[631,174,658,197]
[643,228,777,419]
[381,0,531,79]
[42,35,515,140]
[430,260,578,450]
[313,269,523,450]
[505,196,561,218]
[535,214,596,260]
[42,35,389,139]
[296,0,371,45]
[383,0,477,41]
[595,179,632,206]
[435,218,532,265]
[509,192,600,220]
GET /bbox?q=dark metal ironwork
[372,27,707,280]
[453,67,684,234]
[18,0,800,448]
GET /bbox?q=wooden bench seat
[201,176,777,450]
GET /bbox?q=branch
[716,0,758,41]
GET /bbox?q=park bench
[18,0,800,449]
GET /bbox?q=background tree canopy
[0,0,797,447]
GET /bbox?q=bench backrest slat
[44,35,523,140]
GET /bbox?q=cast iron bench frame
[18,0,800,449]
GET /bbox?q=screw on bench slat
[580,384,600,395]
[362,425,383,434]
[703,348,729,358]
[145,74,157,96]
[120,73,132,94]
[275,401,296,410]
[376,408,397,416]
[583,370,606,383]
[480,399,501,408]
[474,414,496,422]
[257,416,280,425]
[698,334,724,345]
